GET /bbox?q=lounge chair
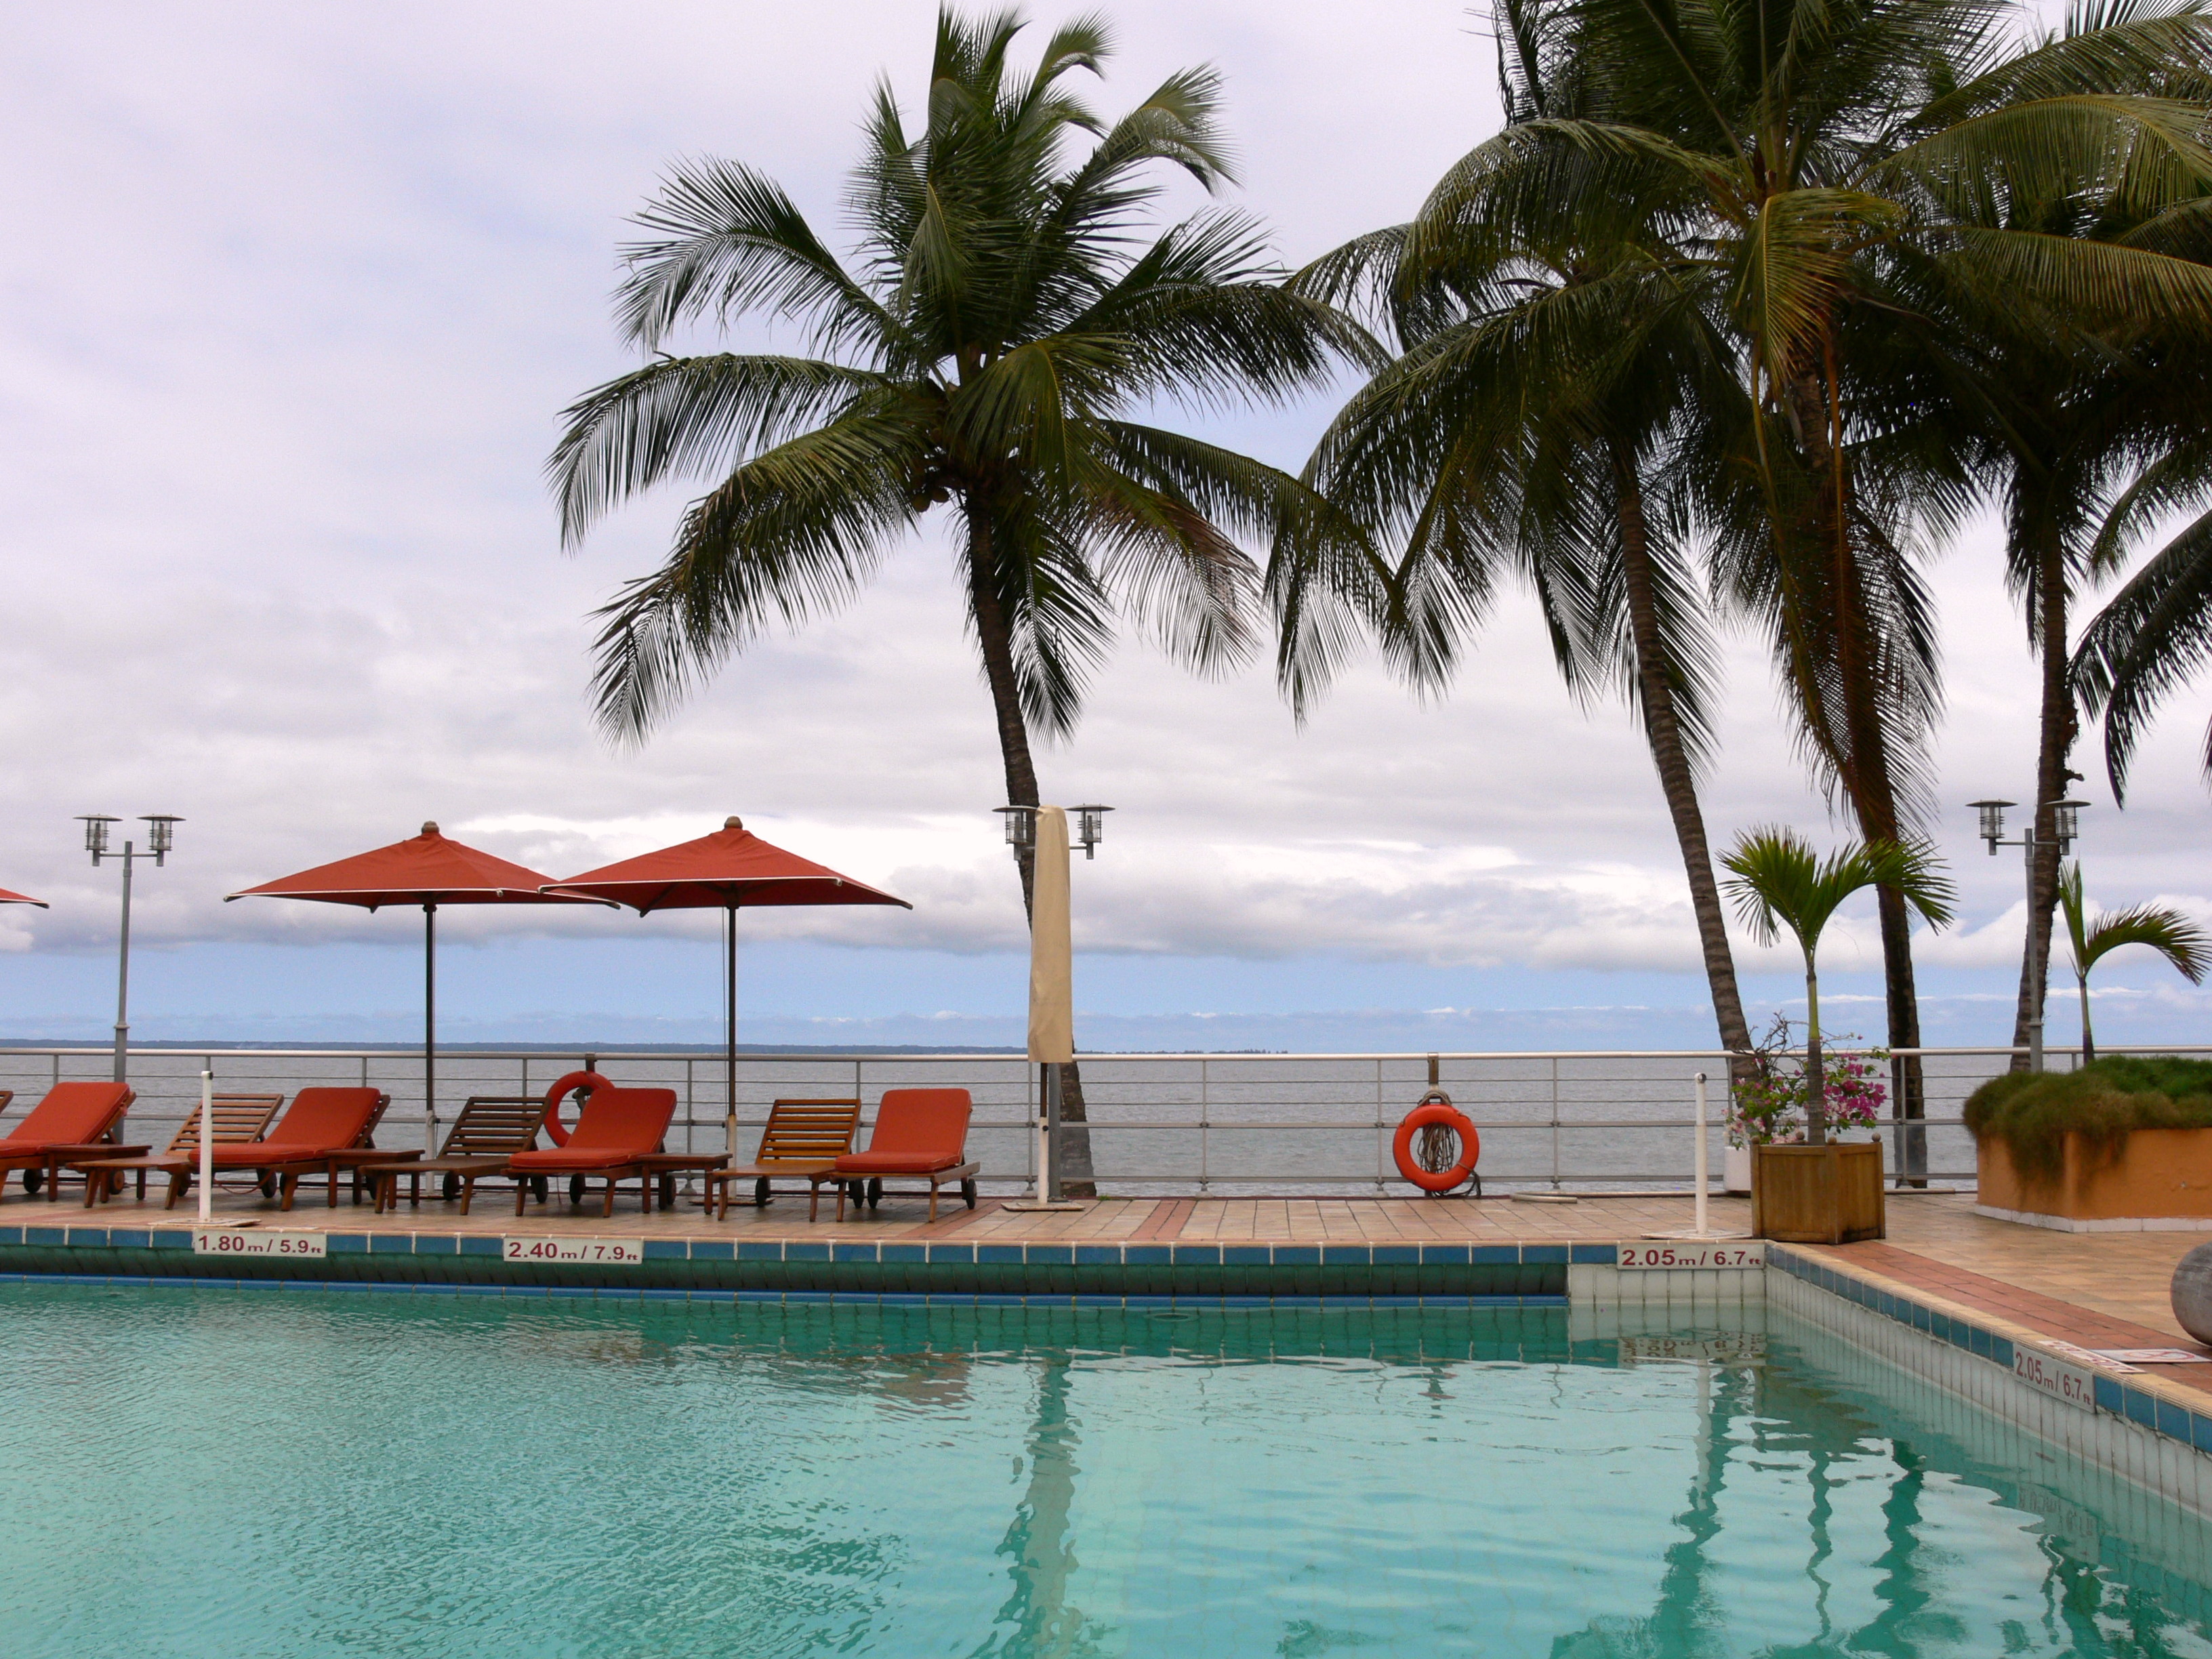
[818,1088,979,1222]
[700,1098,861,1218]
[71,1094,283,1205]
[506,1087,677,1217]
[0,1082,140,1200]
[181,1087,402,1212]
[359,1094,550,1214]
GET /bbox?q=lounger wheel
[962,1179,977,1209]
[259,1173,276,1197]
[569,1174,587,1203]
[754,1176,771,1206]
[20,1168,41,1195]
[531,1175,548,1202]
[846,1179,866,1211]
[866,1178,882,1208]
[441,1172,460,1201]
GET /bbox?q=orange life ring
[540,1071,612,1147]
[1393,1097,1479,1193]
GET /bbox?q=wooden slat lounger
[71,1095,284,1205]
[359,1095,550,1214]
[700,1099,862,1219]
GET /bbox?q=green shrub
[1963,1057,2212,1184]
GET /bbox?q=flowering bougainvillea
[1727,1013,1889,1148]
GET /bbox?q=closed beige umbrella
[1027,806,1074,1065]
[1012,806,1083,1208]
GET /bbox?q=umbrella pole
[424,902,438,1155]
[724,903,738,1158]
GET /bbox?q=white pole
[197,1068,213,1226]
[1693,1071,1710,1237]
[1036,1064,1052,1202]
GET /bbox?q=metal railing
[0,1042,2174,1197]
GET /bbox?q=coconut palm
[1480,0,2212,1096]
[1877,0,2212,1067]
[2072,399,2212,800]
[1721,829,1955,1140]
[1281,0,1757,1059]
[2056,861,2208,1061]
[548,8,1374,1193]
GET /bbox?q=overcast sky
[3,0,2206,1052]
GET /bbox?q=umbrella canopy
[230,823,607,1147]
[0,888,47,908]
[547,817,910,1152]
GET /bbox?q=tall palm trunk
[1788,354,1928,1171]
[1611,447,1754,1062]
[966,511,1097,1197]
[2009,516,2074,1071]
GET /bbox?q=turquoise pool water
[3,1285,2208,1658]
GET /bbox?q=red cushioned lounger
[173,1086,394,1212]
[0,1082,138,1202]
[821,1088,979,1223]
[506,1087,676,1217]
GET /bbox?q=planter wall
[1723,1143,1752,1195]
[1976,1129,2212,1232]
[1753,1140,1885,1244]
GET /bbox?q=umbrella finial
[724,816,743,831]
[420,821,439,837]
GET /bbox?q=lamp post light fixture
[995,804,1115,860]
[1967,796,2087,1073]
[78,813,183,1083]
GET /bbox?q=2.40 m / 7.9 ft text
[501,1237,644,1265]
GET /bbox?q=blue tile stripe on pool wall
[0,1272,1565,1310]
[0,1227,1593,1304]
[0,1230,1615,1268]
[1766,1244,2212,1462]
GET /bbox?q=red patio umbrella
[228,823,609,1148]
[545,816,909,1152]
[0,888,47,908]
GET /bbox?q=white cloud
[3,0,2207,1035]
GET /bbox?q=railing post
[1374,1057,1387,1192]
[1198,1057,1210,1194]
[1550,1056,1562,1191]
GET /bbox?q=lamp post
[996,803,1110,1204]
[78,813,182,1083]
[1968,796,2086,1073]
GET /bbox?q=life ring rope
[1393,1094,1479,1194]
[541,1071,613,1147]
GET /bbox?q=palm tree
[548,9,1372,1193]
[1495,0,2212,1105]
[2071,384,2212,800]
[1875,0,2212,1068]
[2056,861,2207,1061]
[1721,829,1955,1141]
[1281,0,1756,1060]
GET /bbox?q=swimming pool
[4,1285,2207,1657]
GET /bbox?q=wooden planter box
[1753,1141,1885,1244]
[1976,1129,2212,1232]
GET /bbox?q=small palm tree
[2057,862,2208,1063]
[1721,830,1955,1142]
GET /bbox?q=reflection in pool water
[1,1285,2205,1657]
